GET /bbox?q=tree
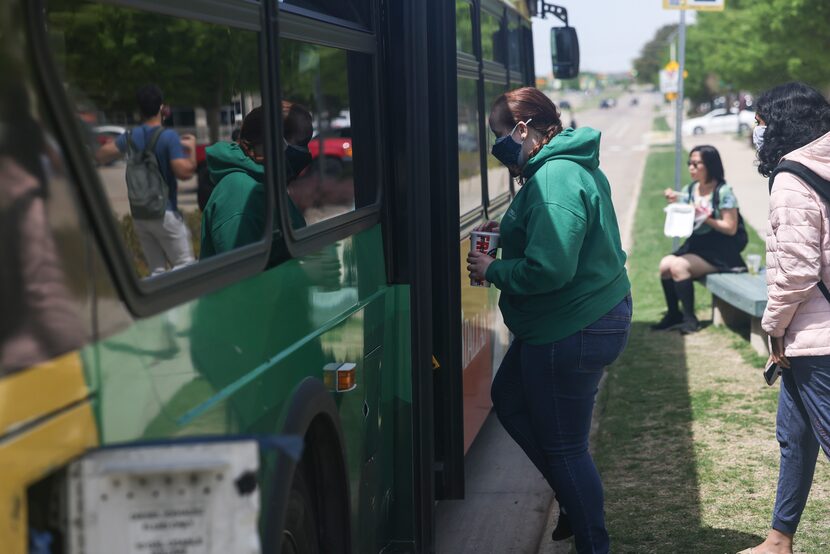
[633,24,679,86]
[48,2,259,141]
[684,0,830,96]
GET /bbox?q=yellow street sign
[663,0,725,11]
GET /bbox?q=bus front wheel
[281,466,320,554]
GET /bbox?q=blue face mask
[491,118,532,168]
[285,143,312,180]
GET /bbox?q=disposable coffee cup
[746,254,761,275]
[470,231,500,287]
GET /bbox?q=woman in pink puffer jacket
[741,82,830,554]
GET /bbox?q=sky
[532,1,697,75]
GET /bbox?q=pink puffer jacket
[762,130,830,357]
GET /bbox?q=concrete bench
[701,272,768,355]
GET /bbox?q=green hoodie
[484,127,630,344]
[200,142,305,259]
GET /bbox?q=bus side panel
[378,284,416,551]
[459,237,497,452]
[85,225,416,549]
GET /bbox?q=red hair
[489,87,563,161]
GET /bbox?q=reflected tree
[47,1,259,142]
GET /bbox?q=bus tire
[262,378,351,554]
[281,465,320,554]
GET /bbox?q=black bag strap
[689,181,735,220]
[687,181,725,210]
[768,160,830,202]
[769,160,830,305]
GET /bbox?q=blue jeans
[772,355,830,535]
[491,295,632,554]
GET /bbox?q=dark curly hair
[755,82,830,177]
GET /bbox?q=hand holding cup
[474,220,500,234]
[469,230,499,287]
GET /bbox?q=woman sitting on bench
[653,145,748,334]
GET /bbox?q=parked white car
[682,108,755,135]
[92,124,126,145]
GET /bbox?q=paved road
[577,93,658,248]
[435,91,659,554]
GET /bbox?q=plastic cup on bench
[746,254,761,275]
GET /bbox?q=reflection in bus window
[279,39,376,228]
[480,9,506,65]
[456,1,474,55]
[280,0,368,26]
[484,81,511,200]
[0,71,88,375]
[200,99,317,262]
[458,77,482,215]
[45,1,263,278]
[508,15,522,71]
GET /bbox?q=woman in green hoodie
[200,103,312,259]
[467,87,631,554]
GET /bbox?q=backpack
[768,160,830,305]
[686,181,749,251]
[125,126,168,219]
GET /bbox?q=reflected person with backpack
[96,84,197,275]
[738,82,830,554]
[652,145,748,334]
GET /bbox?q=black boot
[651,279,683,330]
[674,278,699,334]
[551,507,573,541]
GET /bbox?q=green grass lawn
[588,141,830,553]
[653,116,671,132]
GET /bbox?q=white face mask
[753,125,766,151]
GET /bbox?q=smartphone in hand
[764,359,782,386]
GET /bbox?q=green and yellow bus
[0,0,577,552]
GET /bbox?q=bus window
[280,0,369,27]
[480,8,506,65]
[279,39,376,229]
[45,1,265,278]
[458,77,482,215]
[0,56,89,376]
[456,1,474,56]
[507,14,522,72]
[484,81,511,201]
